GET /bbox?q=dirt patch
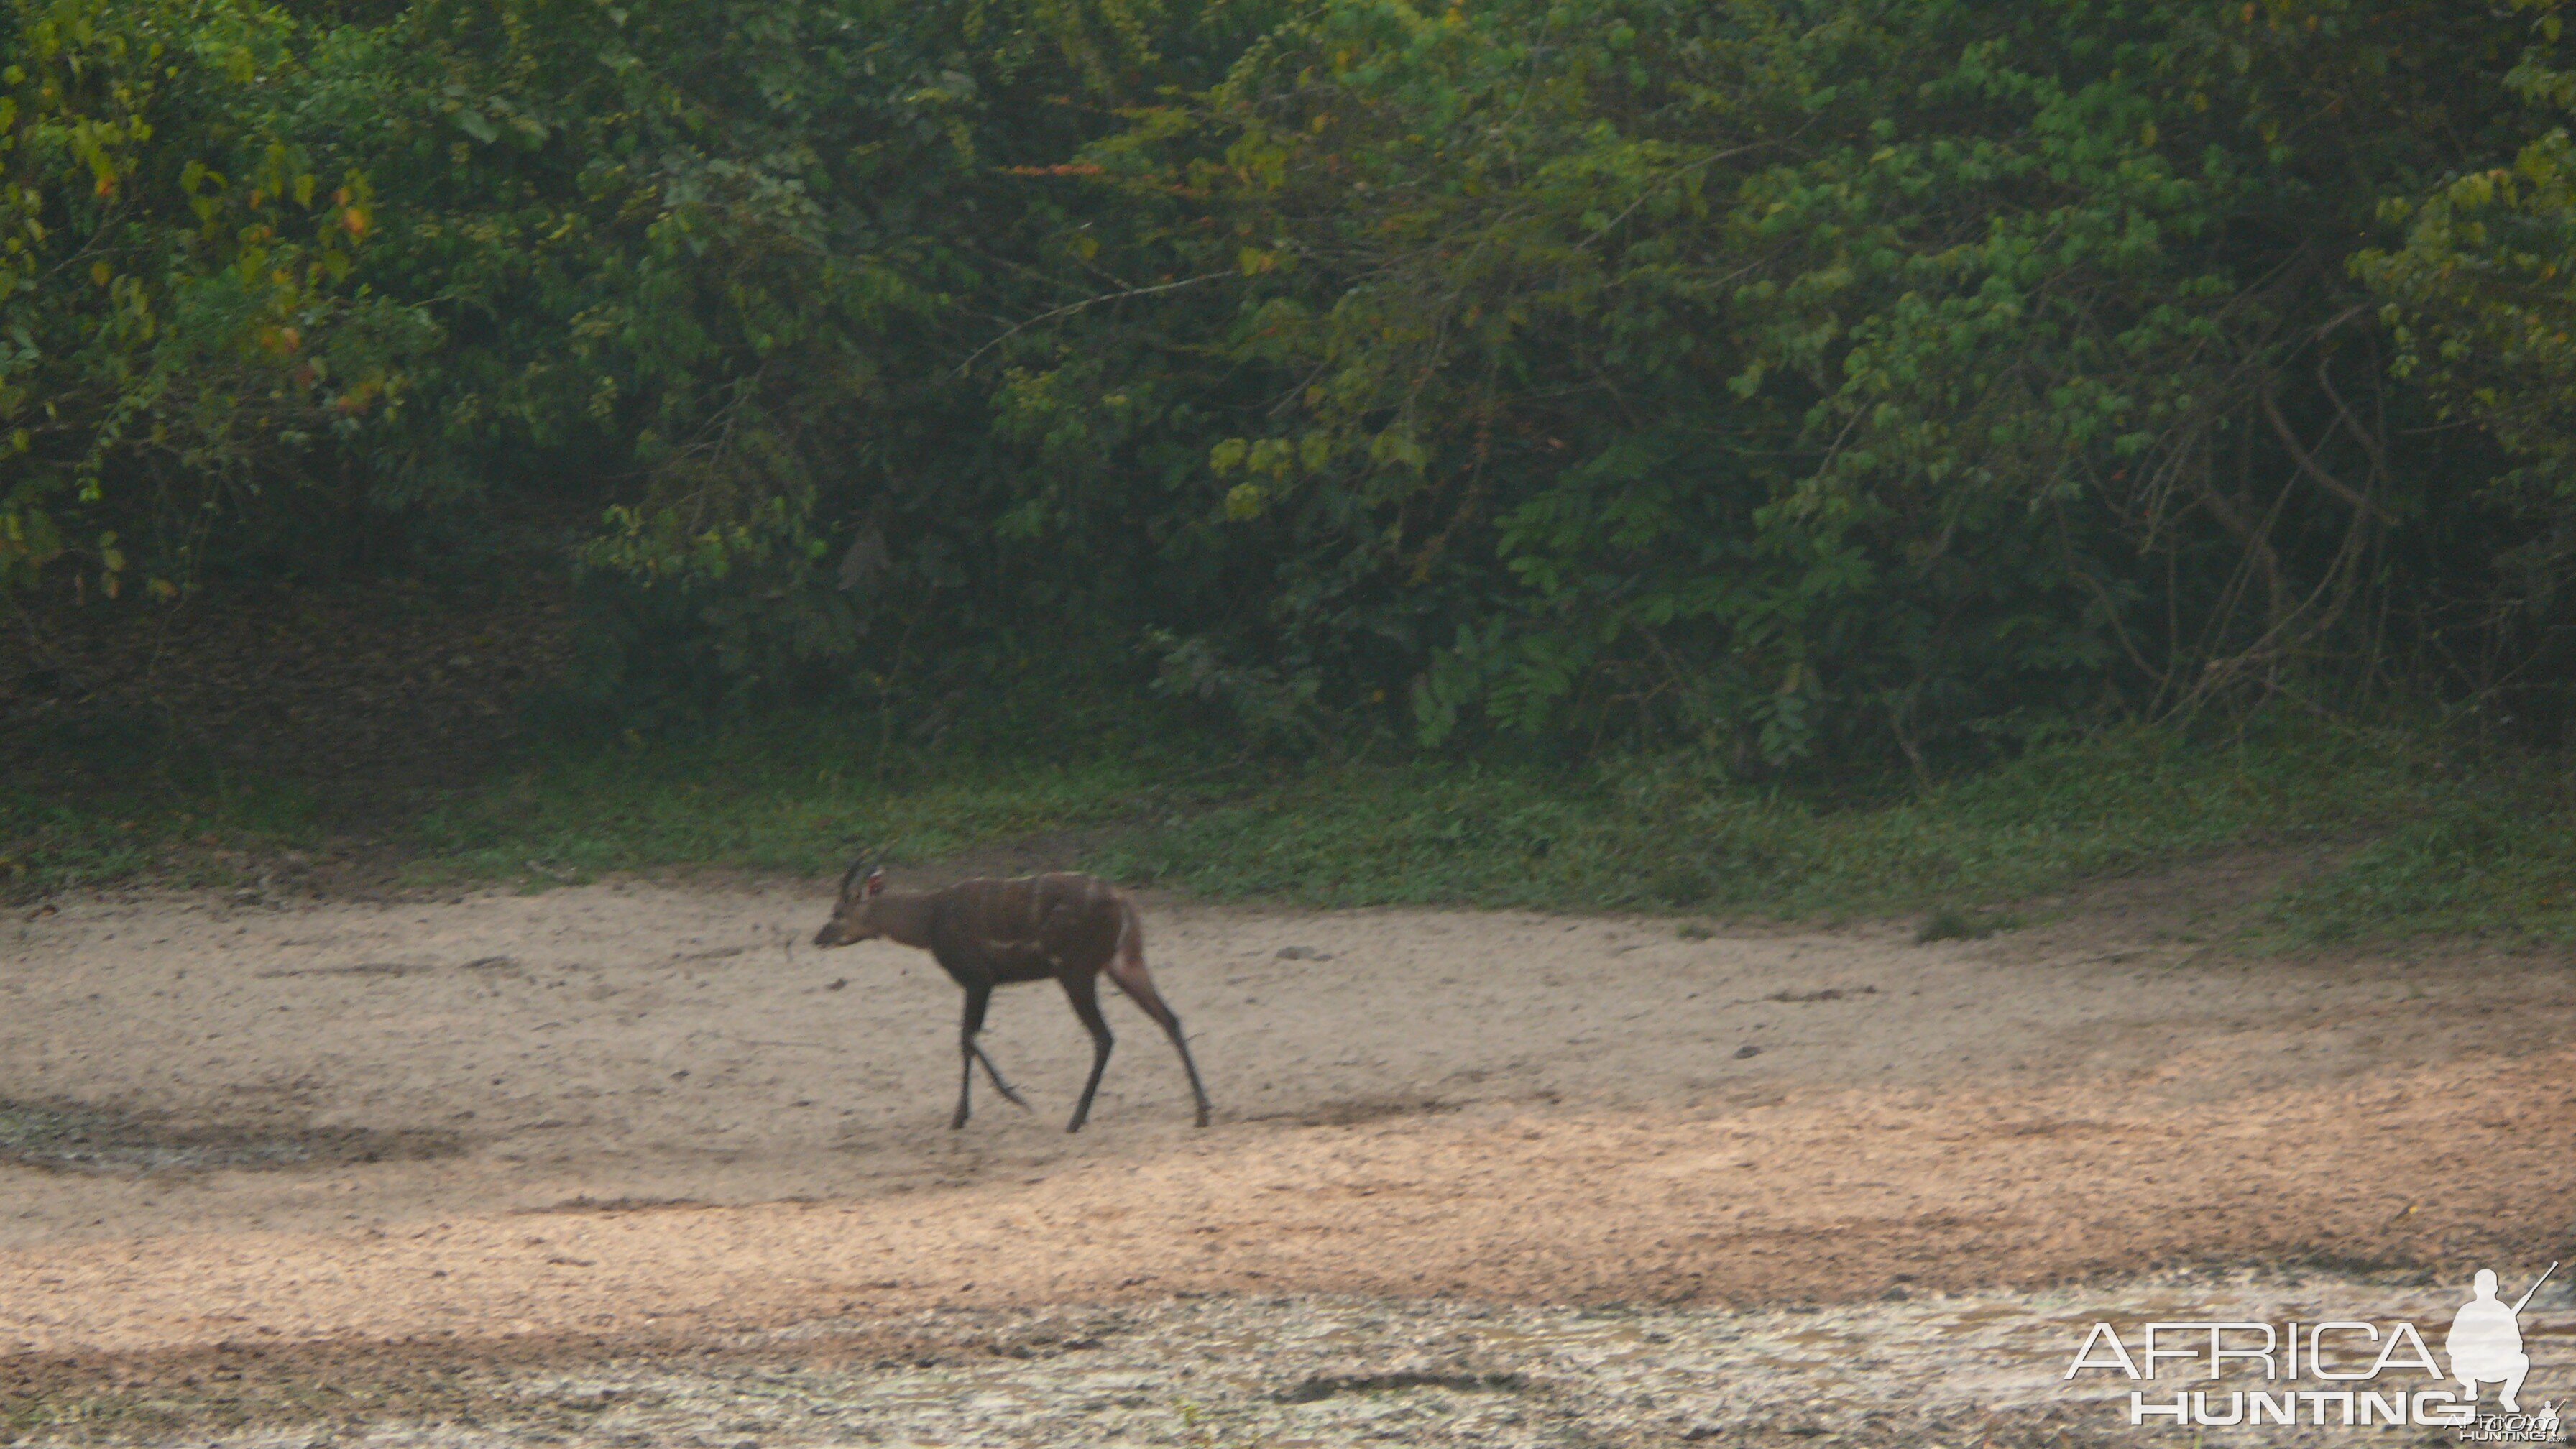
[1979,840,2360,952]
[0,1098,459,1174]
[1762,985,1875,1003]
[0,880,2571,1442]
[1254,1095,1461,1127]
[1276,1368,1532,1402]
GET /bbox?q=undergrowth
[12,705,2570,946]
[1,764,322,901]
[2269,793,2576,943]
[1082,718,2470,920]
[410,710,2569,942]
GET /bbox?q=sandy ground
[2,868,2572,1443]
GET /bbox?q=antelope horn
[840,852,877,896]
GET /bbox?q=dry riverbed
[2,868,2572,1444]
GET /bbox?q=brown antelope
[811,859,1213,1133]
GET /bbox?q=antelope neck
[869,889,938,949]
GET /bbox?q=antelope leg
[971,1041,1031,1110]
[952,983,996,1130]
[1105,949,1213,1128]
[1060,970,1116,1133]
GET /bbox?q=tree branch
[953,272,1236,377]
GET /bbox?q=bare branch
[953,272,1236,377]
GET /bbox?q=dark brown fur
[813,862,1212,1132]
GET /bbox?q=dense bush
[10,0,2576,767]
[0,0,424,598]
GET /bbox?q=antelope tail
[1116,896,1145,970]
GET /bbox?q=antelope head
[813,855,889,947]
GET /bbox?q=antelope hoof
[1195,1106,1211,1128]
[949,1113,968,1131]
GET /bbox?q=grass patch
[0,791,160,897]
[408,710,2505,933]
[0,772,323,901]
[16,695,2568,945]
[1913,907,2015,944]
[1085,717,2460,917]
[404,707,1240,883]
[2269,793,2576,944]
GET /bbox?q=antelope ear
[863,866,886,896]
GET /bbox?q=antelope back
[941,873,1126,969]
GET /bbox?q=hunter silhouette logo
[2453,1264,2562,1444]
[2450,1265,2551,1412]
[2064,1261,2563,1435]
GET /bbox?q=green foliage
[18,682,2569,949]
[1089,715,2456,913]
[2272,791,2576,943]
[0,768,320,897]
[1093,0,2535,766]
[0,791,159,894]
[2361,0,2576,489]
[1143,625,1330,753]
[405,689,1236,879]
[12,0,2576,779]
[395,690,2480,925]
[377,704,2570,948]
[2354,0,2576,725]
[0,0,425,597]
